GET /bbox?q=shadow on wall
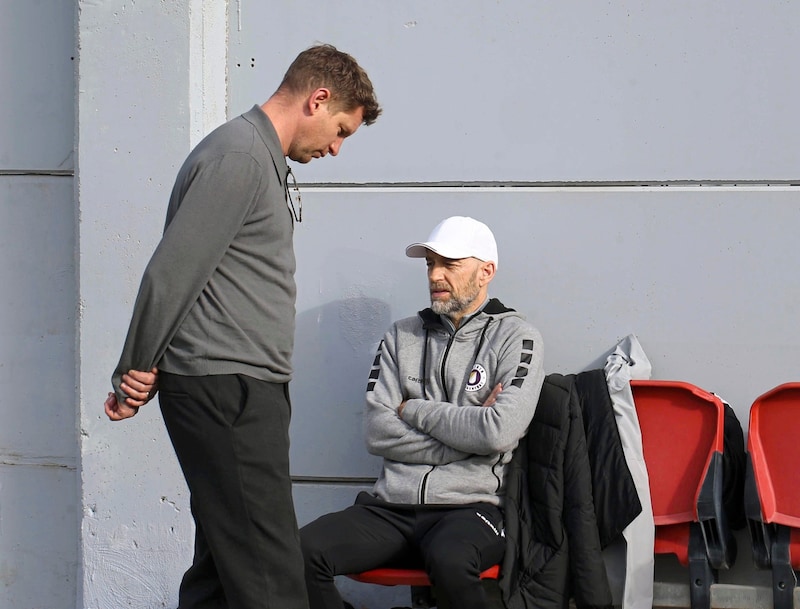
[290,293,629,479]
[290,297,393,479]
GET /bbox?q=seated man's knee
[299,522,327,570]
[425,545,479,582]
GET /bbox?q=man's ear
[479,261,496,286]
[307,87,332,114]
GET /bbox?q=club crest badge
[466,363,487,392]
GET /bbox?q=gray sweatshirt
[112,106,295,404]
[364,298,545,507]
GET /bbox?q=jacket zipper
[422,329,456,504]
[425,316,495,503]
[491,454,505,492]
[438,317,493,402]
[439,332,456,402]
[419,465,434,503]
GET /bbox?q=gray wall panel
[0,176,77,459]
[290,187,800,476]
[76,3,200,607]
[0,0,75,171]
[229,1,800,184]
[0,465,78,609]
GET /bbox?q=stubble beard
[430,270,481,317]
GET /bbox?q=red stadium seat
[745,382,800,609]
[630,380,735,609]
[346,564,500,608]
[347,564,500,587]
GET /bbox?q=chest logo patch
[466,363,487,392]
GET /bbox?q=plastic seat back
[748,382,800,529]
[631,380,724,527]
[745,382,800,609]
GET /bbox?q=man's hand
[397,383,502,418]
[105,392,139,421]
[104,367,159,421]
[121,367,159,407]
[483,383,503,407]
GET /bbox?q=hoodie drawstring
[470,317,493,371]
[421,329,430,399]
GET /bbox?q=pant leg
[159,372,307,609]
[300,501,417,609]
[417,505,506,609]
[176,499,226,609]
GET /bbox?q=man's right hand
[483,383,503,407]
[105,392,139,421]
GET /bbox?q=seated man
[300,216,546,609]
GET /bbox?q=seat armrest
[744,453,773,569]
[697,451,736,569]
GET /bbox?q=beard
[430,269,481,317]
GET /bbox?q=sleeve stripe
[510,338,536,388]
[366,341,384,392]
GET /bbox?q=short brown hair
[279,44,381,126]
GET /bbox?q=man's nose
[329,138,343,156]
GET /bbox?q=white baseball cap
[405,216,498,268]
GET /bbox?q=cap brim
[405,242,476,260]
[405,243,431,258]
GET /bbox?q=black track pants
[300,493,505,609]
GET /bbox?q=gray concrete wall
[230,2,799,607]
[76,1,226,608]
[0,1,78,607]
[1,1,798,607]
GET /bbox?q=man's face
[288,103,364,164]
[426,252,484,319]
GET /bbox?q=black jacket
[499,371,641,609]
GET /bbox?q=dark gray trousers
[159,371,308,609]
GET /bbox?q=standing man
[104,44,381,609]
[300,216,545,609]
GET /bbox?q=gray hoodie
[364,298,545,507]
